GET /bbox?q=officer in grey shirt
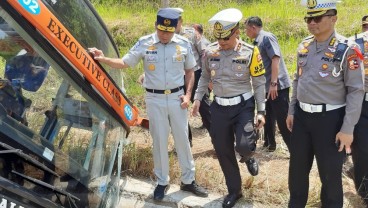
[349,27,368,205]
[192,8,266,208]
[244,16,291,152]
[89,8,208,201]
[286,0,365,207]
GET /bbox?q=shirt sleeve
[184,41,197,70]
[340,45,365,134]
[263,34,281,59]
[194,50,211,101]
[250,46,266,112]
[122,40,143,68]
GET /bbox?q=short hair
[362,15,368,25]
[244,16,263,27]
[325,9,337,16]
[192,24,203,34]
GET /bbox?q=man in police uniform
[244,16,291,152]
[89,8,208,201]
[349,20,368,205]
[362,15,368,32]
[192,8,266,208]
[286,0,365,207]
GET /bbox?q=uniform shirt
[194,39,266,112]
[180,27,209,71]
[289,32,365,134]
[350,31,368,92]
[254,29,290,92]
[122,32,196,90]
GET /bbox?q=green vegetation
[93,0,366,105]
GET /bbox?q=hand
[179,94,191,109]
[191,100,201,116]
[137,74,145,85]
[88,47,105,61]
[267,85,278,100]
[255,114,265,129]
[335,132,353,153]
[286,115,294,132]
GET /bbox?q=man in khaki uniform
[89,8,208,201]
[286,0,365,207]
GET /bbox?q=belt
[299,101,346,113]
[215,92,253,106]
[145,86,184,94]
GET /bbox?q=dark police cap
[156,8,180,33]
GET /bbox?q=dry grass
[122,114,366,207]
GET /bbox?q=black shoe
[222,193,243,208]
[153,184,169,201]
[245,158,259,176]
[180,181,208,197]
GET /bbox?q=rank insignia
[148,45,156,50]
[148,64,155,71]
[211,70,216,77]
[176,56,182,62]
[303,42,310,48]
[299,48,309,54]
[322,64,328,70]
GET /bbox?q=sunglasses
[304,15,334,24]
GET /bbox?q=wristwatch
[270,81,278,87]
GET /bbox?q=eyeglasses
[304,15,334,24]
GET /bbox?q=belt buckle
[164,89,171,95]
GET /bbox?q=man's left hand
[335,132,353,154]
[267,85,278,100]
[180,94,191,109]
[255,114,265,129]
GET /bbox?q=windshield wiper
[0,142,59,177]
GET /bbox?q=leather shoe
[245,158,259,176]
[153,184,169,201]
[180,181,208,197]
[222,193,243,208]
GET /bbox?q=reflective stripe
[299,101,346,113]
[215,92,253,106]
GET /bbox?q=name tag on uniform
[146,56,158,63]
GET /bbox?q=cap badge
[164,19,171,26]
[307,0,317,9]
[214,22,223,30]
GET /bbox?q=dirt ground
[127,113,365,207]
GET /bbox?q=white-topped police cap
[156,8,180,32]
[208,8,242,39]
[301,0,340,17]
